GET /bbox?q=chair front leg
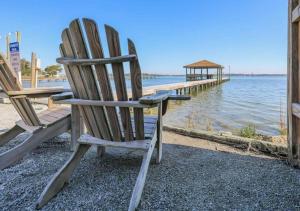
[128,135,156,211]
[156,101,163,164]
[71,105,83,151]
[36,144,90,209]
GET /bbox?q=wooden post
[288,0,300,167]
[206,68,208,79]
[221,68,223,82]
[185,68,187,81]
[31,52,38,88]
[201,68,203,80]
[6,34,10,61]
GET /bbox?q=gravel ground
[1,103,300,210]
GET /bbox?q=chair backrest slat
[69,20,112,140]
[128,39,144,140]
[105,25,134,141]
[60,18,147,142]
[83,18,122,141]
[60,43,95,135]
[61,29,102,138]
[0,54,41,126]
[10,97,41,126]
[0,54,22,93]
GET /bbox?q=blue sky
[0,0,287,74]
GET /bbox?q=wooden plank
[61,28,100,138]
[0,53,22,91]
[71,105,82,151]
[31,52,38,88]
[105,24,134,141]
[36,144,91,209]
[83,18,122,141]
[78,134,151,150]
[55,98,155,108]
[69,19,111,140]
[11,97,35,126]
[139,91,170,105]
[51,92,74,101]
[156,103,163,163]
[0,65,14,92]
[292,3,300,23]
[128,131,157,211]
[128,39,144,140]
[10,98,32,125]
[292,103,300,118]
[288,0,300,167]
[19,97,41,126]
[57,54,136,65]
[7,87,67,96]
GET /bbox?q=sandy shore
[0,103,300,210]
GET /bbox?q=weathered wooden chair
[0,53,72,170]
[36,18,190,210]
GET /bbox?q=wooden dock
[136,78,230,97]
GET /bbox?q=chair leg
[36,144,90,209]
[128,137,156,211]
[0,117,70,170]
[97,146,106,157]
[0,125,24,147]
[71,105,83,151]
[156,104,163,164]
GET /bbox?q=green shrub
[240,124,256,138]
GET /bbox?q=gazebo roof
[183,60,223,69]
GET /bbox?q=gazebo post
[185,67,187,81]
[206,68,208,79]
[201,68,203,80]
[221,68,223,82]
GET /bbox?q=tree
[44,65,62,77]
[20,59,31,76]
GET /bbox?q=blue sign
[9,42,19,53]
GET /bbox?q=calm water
[164,75,287,136]
[24,75,287,136]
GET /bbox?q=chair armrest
[51,92,74,102]
[54,98,157,108]
[7,87,70,98]
[139,91,190,105]
[139,91,170,105]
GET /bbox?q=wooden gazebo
[183,60,223,82]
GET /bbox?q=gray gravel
[0,131,300,211]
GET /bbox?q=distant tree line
[20,58,62,77]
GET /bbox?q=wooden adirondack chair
[36,18,190,210]
[0,53,72,170]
